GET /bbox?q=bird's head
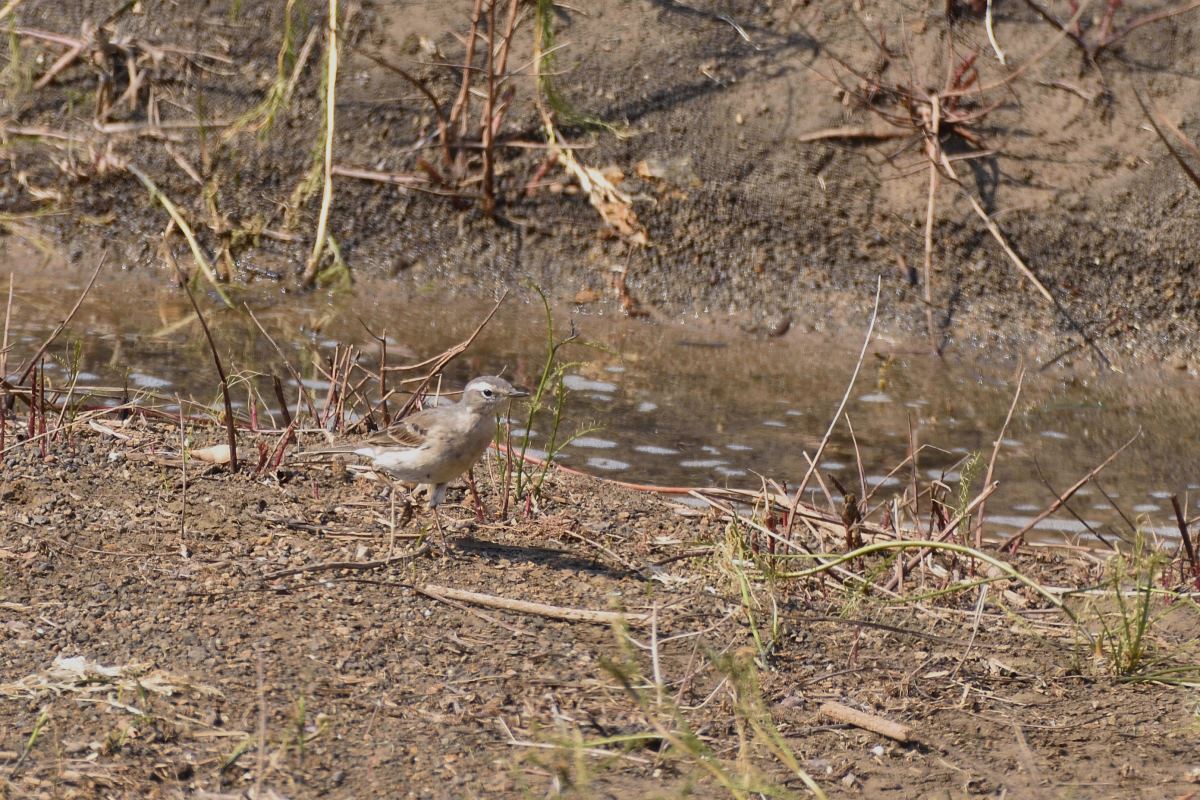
[461,376,528,410]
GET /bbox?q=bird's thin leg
[424,483,452,554]
[431,506,450,552]
[465,467,486,521]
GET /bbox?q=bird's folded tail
[296,444,367,459]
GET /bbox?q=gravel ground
[1,418,1198,798]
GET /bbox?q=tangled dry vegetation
[0,0,648,305]
[796,0,1200,360]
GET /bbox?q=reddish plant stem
[272,373,292,428]
[481,0,498,214]
[1170,495,1199,586]
[450,0,486,171]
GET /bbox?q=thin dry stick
[419,584,649,625]
[998,430,1142,552]
[797,454,838,517]
[785,277,881,534]
[280,25,320,109]
[353,48,452,165]
[1031,458,1115,550]
[1135,88,1200,193]
[50,363,81,439]
[480,0,498,214]
[254,651,266,800]
[390,292,508,419]
[955,183,1055,305]
[125,165,232,307]
[973,366,1024,548]
[0,276,9,452]
[908,414,920,523]
[245,305,321,422]
[450,0,487,145]
[329,164,428,187]
[1170,495,1198,579]
[1,274,13,383]
[1011,720,1043,786]
[951,584,989,679]
[371,323,390,425]
[177,398,188,546]
[1106,0,1200,49]
[922,94,940,350]
[844,413,867,503]
[649,605,664,706]
[177,281,239,472]
[13,252,106,386]
[302,0,340,286]
[491,0,522,78]
[935,149,1055,305]
[1092,477,1139,536]
[819,701,911,742]
[0,0,26,25]
[796,126,908,143]
[1144,90,1200,165]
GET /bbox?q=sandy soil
[1,1,1199,367]
[1,419,1198,799]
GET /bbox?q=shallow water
[2,248,1198,547]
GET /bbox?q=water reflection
[2,244,1198,545]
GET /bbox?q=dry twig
[419,584,649,626]
[819,701,911,742]
[999,430,1141,552]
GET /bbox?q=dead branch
[418,584,649,626]
[819,701,912,742]
[974,367,1024,548]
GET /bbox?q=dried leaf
[635,159,665,179]
[600,165,625,184]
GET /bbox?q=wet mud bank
[1,1,1199,368]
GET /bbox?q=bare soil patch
[2,420,1198,798]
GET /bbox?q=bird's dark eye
[483,389,494,398]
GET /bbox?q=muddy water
[2,251,1197,546]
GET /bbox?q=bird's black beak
[508,387,529,398]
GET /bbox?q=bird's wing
[358,408,438,450]
[301,407,448,457]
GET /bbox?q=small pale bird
[305,375,527,531]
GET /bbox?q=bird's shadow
[451,536,644,582]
